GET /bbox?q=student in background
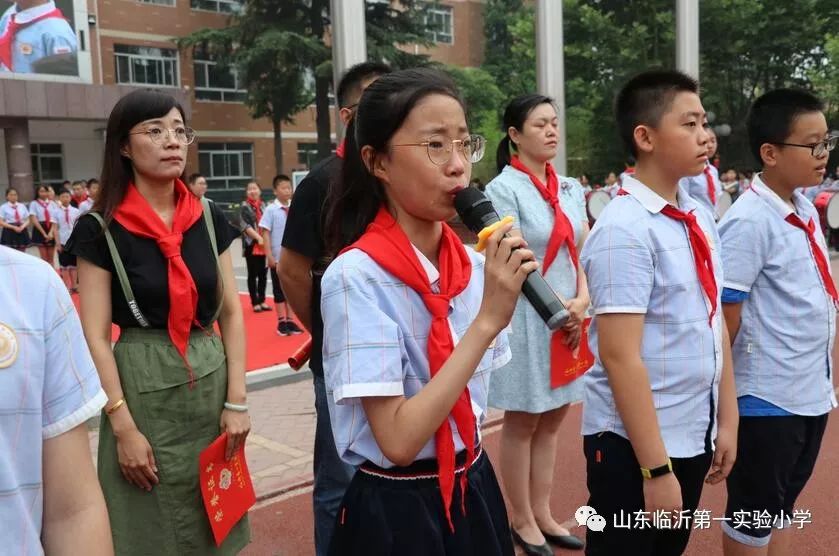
[240,181,269,312]
[0,186,30,251]
[29,183,57,264]
[55,187,81,292]
[322,67,522,556]
[0,246,112,555]
[718,89,837,556]
[679,127,722,219]
[79,178,99,213]
[188,172,208,199]
[580,70,737,556]
[70,180,88,208]
[260,174,303,336]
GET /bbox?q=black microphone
[454,188,570,331]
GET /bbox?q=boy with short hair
[579,69,738,556]
[718,89,837,556]
[260,174,302,336]
[55,187,80,292]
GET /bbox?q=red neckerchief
[618,188,718,326]
[10,202,20,223]
[113,180,203,381]
[336,139,346,159]
[703,165,717,205]
[342,206,473,531]
[62,205,70,224]
[509,156,578,274]
[785,214,839,306]
[246,197,263,224]
[0,8,65,70]
[71,191,88,207]
[36,199,51,225]
[510,157,589,387]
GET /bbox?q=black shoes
[541,529,584,550]
[277,319,303,336]
[511,529,553,556]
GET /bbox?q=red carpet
[70,293,309,372]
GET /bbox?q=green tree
[179,0,431,174]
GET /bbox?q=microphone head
[454,187,499,233]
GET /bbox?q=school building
[0,0,486,205]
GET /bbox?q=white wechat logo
[575,505,607,532]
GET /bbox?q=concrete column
[331,0,367,136]
[3,119,34,202]
[676,0,700,78]
[535,0,566,175]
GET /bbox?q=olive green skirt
[98,329,250,555]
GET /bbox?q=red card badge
[199,432,256,546]
[550,317,594,389]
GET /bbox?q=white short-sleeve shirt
[321,244,511,468]
[0,202,30,224]
[0,248,107,554]
[258,200,289,261]
[580,175,723,458]
[679,163,722,218]
[718,174,837,415]
[54,204,81,246]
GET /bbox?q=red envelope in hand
[550,317,595,389]
[199,432,256,546]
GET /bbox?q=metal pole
[330,0,367,137]
[535,0,566,175]
[675,0,699,78]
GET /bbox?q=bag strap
[201,197,225,324]
[89,212,151,328]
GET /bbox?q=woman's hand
[115,428,159,491]
[565,296,589,326]
[477,221,539,336]
[220,409,251,460]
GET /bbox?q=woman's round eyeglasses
[129,126,197,146]
[392,134,486,165]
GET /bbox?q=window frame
[193,57,247,103]
[189,0,244,14]
[114,44,180,88]
[198,142,255,190]
[30,143,65,186]
[425,4,454,45]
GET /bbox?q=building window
[139,0,176,6]
[114,44,179,87]
[425,4,453,44]
[198,143,253,190]
[190,0,243,14]
[297,142,337,169]
[31,144,64,186]
[194,56,246,103]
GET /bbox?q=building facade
[0,0,484,204]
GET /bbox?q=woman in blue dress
[486,95,592,555]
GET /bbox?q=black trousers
[245,253,267,305]
[328,450,513,556]
[584,432,713,556]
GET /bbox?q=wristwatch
[640,458,673,479]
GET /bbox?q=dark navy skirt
[328,448,513,556]
[1,226,30,249]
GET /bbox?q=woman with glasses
[321,68,533,555]
[485,94,590,555]
[66,89,250,555]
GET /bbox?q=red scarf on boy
[344,206,474,531]
[113,180,203,379]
